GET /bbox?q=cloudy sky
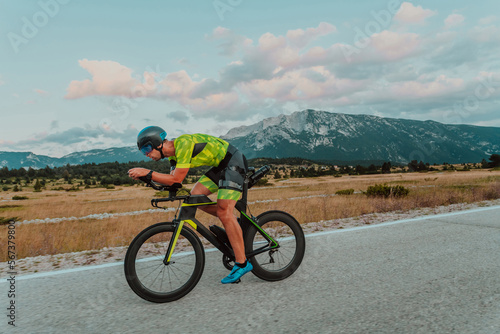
[1,0,499,157]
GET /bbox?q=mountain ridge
[221,110,499,164]
[1,110,499,169]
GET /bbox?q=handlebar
[137,176,186,206]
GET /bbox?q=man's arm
[128,167,189,185]
[153,167,189,184]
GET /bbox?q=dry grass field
[1,169,499,262]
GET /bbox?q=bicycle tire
[245,211,305,281]
[124,222,205,303]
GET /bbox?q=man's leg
[218,197,253,284]
[216,199,246,264]
[192,179,245,260]
[190,179,218,216]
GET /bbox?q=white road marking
[3,205,499,282]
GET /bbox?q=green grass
[0,204,23,212]
[0,217,19,225]
[387,180,419,185]
[12,195,29,200]
[335,189,354,195]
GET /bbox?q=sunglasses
[140,143,154,155]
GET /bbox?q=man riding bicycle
[128,126,252,284]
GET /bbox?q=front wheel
[245,211,305,281]
[124,222,205,303]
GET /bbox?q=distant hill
[1,110,499,169]
[0,148,147,170]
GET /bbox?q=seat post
[236,177,250,214]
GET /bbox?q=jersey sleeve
[174,137,194,169]
[168,157,177,171]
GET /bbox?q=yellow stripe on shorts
[198,175,219,193]
[217,189,241,201]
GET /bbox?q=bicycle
[124,165,306,303]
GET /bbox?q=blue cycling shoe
[221,261,253,284]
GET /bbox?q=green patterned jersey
[169,134,229,169]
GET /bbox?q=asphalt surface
[2,206,500,333]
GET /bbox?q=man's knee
[216,206,230,220]
[216,200,235,220]
[191,182,212,196]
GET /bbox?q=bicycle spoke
[148,266,166,288]
[136,261,165,271]
[138,261,166,280]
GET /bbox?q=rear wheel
[124,222,205,303]
[245,211,305,281]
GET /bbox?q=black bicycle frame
[163,192,279,265]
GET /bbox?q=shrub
[0,217,19,225]
[254,178,270,187]
[391,185,410,197]
[366,184,409,198]
[335,189,354,195]
[34,179,42,192]
[12,195,29,200]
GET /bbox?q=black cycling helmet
[137,126,167,156]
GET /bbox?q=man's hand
[128,168,150,180]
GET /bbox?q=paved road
[2,206,500,333]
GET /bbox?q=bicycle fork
[163,220,184,265]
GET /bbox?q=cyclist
[128,126,253,284]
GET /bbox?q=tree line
[0,154,498,190]
[0,160,206,191]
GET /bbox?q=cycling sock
[235,260,247,268]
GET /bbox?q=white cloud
[63,19,500,125]
[239,66,366,103]
[34,89,49,96]
[0,75,5,85]
[445,14,465,29]
[370,30,421,61]
[3,124,140,158]
[389,74,465,98]
[469,24,500,43]
[474,119,500,127]
[208,27,253,56]
[394,2,436,24]
[286,22,337,49]
[258,32,287,52]
[65,59,141,99]
[478,15,497,25]
[155,70,245,118]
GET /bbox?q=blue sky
[1,0,499,157]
